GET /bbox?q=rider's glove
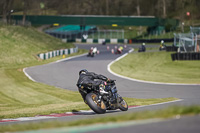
[99,84,105,90]
[107,78,115,83]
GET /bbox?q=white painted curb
[128,99,183,109]
[23,68,36,82]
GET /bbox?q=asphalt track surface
[12,44,200,132]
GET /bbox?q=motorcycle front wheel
[85,92,106,114]
[118,98,128,111]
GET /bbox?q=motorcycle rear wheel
[86,92,106,114]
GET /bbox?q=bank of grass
[111,51,200,84]
[0,25,88,119]
[0,25,178,119]
[1,105,200,132]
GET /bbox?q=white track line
[23,68,36,82]
[107,49,200,86]
[128,99,183,109]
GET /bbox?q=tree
[162,0,166,18]
[2,0,14,24]
[22,0,30,26]
[136,0,140,16]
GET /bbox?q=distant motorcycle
[78,80,128,114]
[115,46,124,54]
[87,47,98,57]
[159,40,166,51]
[159,44,166,51]
[138,43,146,52]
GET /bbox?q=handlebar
[106,79,116,85]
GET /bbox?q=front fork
[111,85,118,101]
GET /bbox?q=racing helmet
[79,69,88,75]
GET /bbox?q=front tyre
[85,93,106,114]
[119,98,128,111]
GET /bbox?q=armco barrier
[63,39,128,44]
[171,52,200,61]
[166,46,178,52]
[38,47,78,60]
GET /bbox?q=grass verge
[1,105,200,132]
[111,51,200,84]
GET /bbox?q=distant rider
[93,47,97,54]
[141,43,146,52]
[77,69,112,103]
[138,43,146,52]
[159,40,166,51]
[116,46,124,54]
[87,47,98,57]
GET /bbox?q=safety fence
[170,26,200,60]
[37,47,78,60]
[173,27,200,53]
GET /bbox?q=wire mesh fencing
[174,27,200,53]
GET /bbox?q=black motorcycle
[79,80,128,114]
[159,44,166,51]
[138,45,146,52]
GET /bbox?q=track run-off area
[2,44,200,132]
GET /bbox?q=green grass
[0,25,89,119]
[0,25,179,119]
[1,105,200,132]
[111,51,200,84]
[124,97,178,106]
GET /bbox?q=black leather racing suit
[77,72,109,101]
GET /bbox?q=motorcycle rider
[138,43,146,52]
[159,40,166,51]
[77,69,112,103]
[116,46,124,54]
[87,47,98,57]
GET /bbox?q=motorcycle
[115,48,123,54]
[159,44,166,51]
[138,45,146,52]
[87,47,98,57]
[79,80,128,114]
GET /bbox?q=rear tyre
[85,93,106,114]
[119,98,128,111]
